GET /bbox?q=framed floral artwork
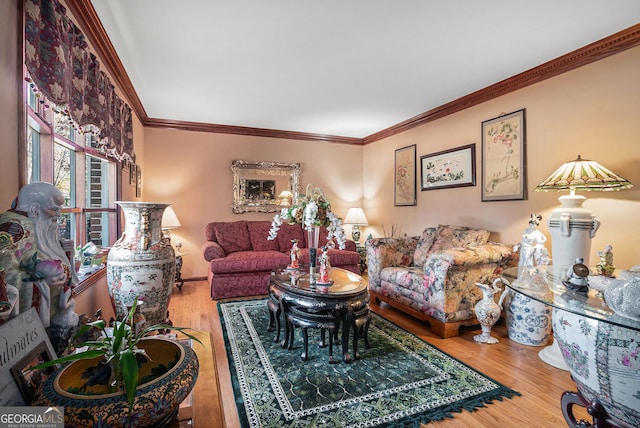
[420,144,476,191]
[394,144,417,206]
[481,109,527,201]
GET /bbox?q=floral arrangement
[268,184,347,249]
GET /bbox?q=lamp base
[548,193,600,281]
[351,225,361,242]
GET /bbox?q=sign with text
[0,308,57,406]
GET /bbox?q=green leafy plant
[32,299,201,412]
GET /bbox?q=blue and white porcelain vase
[107,202,175,325]
[499,267,552,346]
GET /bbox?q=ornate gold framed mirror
[231,160,301,213]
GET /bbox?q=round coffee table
[268,267,370,363]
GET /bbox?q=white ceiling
[90,0,640,139]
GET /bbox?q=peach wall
[142,128,363,278]
[364,45,640,269]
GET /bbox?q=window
[25,90,119,252]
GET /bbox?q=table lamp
[161,206,182,249]
[534,155,633,279]
[533,155,633,370]
[343,208,368,242]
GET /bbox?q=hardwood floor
[168,280,586,427]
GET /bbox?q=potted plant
[31,299,201,427]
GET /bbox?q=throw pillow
[247,221,280,251]
[412,227,437,267]
[276,223,305,253]
[213,221,252,254]
[426,225,490,258]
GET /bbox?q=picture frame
[136,166,142,198]
[10,341,57,403]
[129,163,137,186]
[420,144,476,191]
[394,144,417,206]
[481,109,527,201]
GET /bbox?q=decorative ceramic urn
[107,202,175,325]
[499,268,552,346]
[553,310,639,427]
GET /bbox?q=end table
[356,244,367,274]
[175,251,187,290]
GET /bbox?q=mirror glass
[232,160,301,213]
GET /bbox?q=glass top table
[501,266,640,331]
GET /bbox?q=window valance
[24,0,135,162]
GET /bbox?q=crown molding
[144,117,363,145]
[64,2,639,146]
[363,24,640,144]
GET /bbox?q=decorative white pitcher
[473,279,503,344]
[106,202,175,325]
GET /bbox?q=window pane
[27,125,41,183]
[53,109,75,142]
[53,142,74,207]
[85,155,115,247]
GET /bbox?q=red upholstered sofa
[202,220,360,299]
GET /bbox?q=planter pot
[32,338,199,427]
[107,202,175,325]
[553,309,640,427]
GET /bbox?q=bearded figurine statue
[0,182,80,355]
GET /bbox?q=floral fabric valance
[24,0,135,162]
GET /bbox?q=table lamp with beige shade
[343,208,368,243]
[161,206,182,250]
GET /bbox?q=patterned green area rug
[219,299,519,427]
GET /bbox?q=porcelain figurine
[595,245,615,277]
[473,279,503,344]
[288,239,301,269]
[562,258,590,293]
[514,213,550,268]
[318,246,331,284]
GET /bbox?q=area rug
[218,299,519,427]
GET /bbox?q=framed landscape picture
[394,145,417,206]
[481,109,527,201]
[420,144,476,191]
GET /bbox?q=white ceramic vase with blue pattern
[502,289,552,346]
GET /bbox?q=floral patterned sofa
[202,220,360,299]
[366,225,518,338]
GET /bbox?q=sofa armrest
[366,236,419,289]
[202,241,225,262]
[343,239,357,252]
